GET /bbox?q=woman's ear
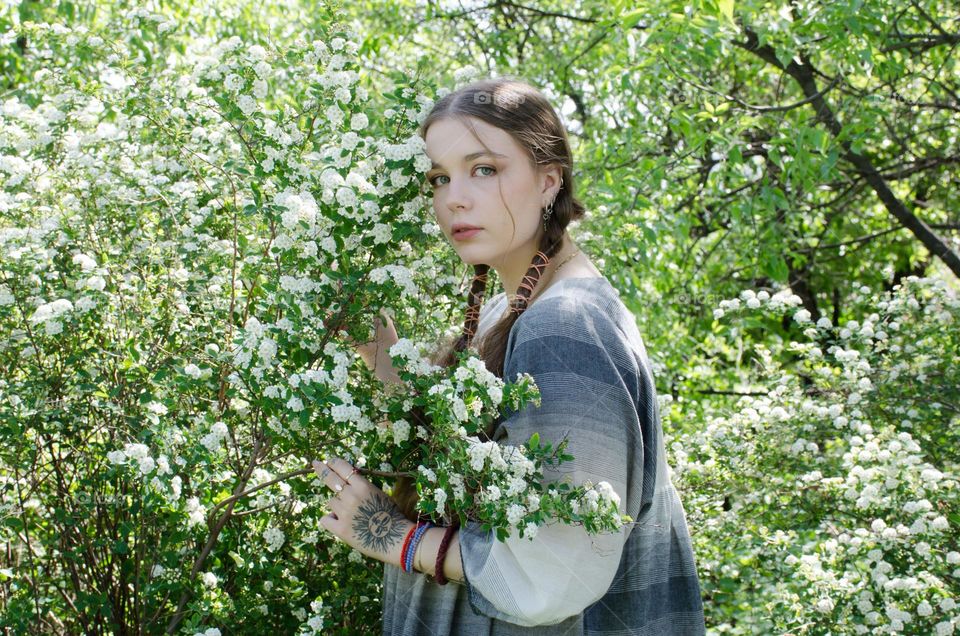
[539,163,564,205]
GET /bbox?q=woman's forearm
[359,345,402,384]
[375,358,402,384]
[414,527,465,584]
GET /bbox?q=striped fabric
[381,276,705,635]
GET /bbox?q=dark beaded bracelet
[434,521,460,585]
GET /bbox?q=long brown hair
[391,76,587,521]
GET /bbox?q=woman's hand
[329,308,401,384]
[353,309,399,373]
[312,457,413,567]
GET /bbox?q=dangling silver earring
[542,200,554,233]
[542,176,564,233]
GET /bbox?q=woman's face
[424,116,549,270]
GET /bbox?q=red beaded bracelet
[400,524,418,573]
[434,521,460,585]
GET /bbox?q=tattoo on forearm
[352,492,408,553]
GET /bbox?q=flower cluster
[373,346,629,541]
[669,276,959,634]
[0,12,440,632]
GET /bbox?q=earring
[542,176,564,233]
[541,200,554,233]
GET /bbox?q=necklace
[552,248,581,275]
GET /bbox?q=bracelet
[399,524,418,573]
[434,521,459,585]
[403,522,433,573]
[415,532,423,573]
[412,523,437,573]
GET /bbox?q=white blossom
[263,526,285,552]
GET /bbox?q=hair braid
[508,251,550,315]
[460,264,490,351]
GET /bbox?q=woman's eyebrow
[430,151,508,170]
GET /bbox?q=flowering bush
[0,6,623,633]
[380,342,627,541]
[670,276,960,635]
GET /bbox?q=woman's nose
[445,176,470,211]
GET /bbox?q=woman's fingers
[312,457,364,491]
[312,460,348,495]
[377,310,399,345]
[312,460,345,520]
[324,308,397,352]
[324,457,362,484]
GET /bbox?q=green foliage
[2,0,959,634]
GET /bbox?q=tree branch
[664,56,842,113]
[164,436,266,634]
[882,32,960,52]
[736,26,960,279]
[497,0,648,28]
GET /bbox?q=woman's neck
[492,235,597,306]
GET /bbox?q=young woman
[313,77,706,635]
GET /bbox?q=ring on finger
[344,467,359,485]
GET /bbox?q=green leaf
[718,0,734,23]
[761,251,789,283]
[621,9,645,30]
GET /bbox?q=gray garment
[382,277,705,635]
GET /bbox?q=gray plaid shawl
[382,277,705,635]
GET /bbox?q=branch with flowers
[669,276,960,635]
[355,340,631,541]
[0,8,628,634]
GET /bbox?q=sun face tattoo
[352,491,408,554]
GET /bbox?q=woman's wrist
[393,520,417,569]
[376,359,402,384]
[385,521,464,584]
[414,527,426,572]
[413,526,464,584]
[364,346,401,384]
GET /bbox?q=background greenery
[1,0,958,634]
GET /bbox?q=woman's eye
[428,166,496,188]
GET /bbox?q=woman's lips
[453,228,482,241]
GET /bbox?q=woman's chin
[452,248,489,267]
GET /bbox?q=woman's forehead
[425,117,520,166]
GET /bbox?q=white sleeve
[456,297,638,626]
[459,517,627,626]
